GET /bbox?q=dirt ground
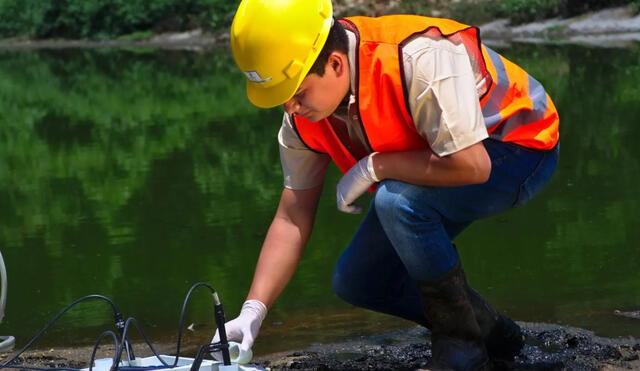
[3,322,639,370]
[254,323,640,370]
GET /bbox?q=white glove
[211,299,267,361]
[336,153,379,214]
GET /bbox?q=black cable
[174,283,210,366]
[114,311,136,362]
[171,282,220,367]
[88,330,119,371]
[113,317,171,369]
[3,283,225,371]
[0,295,124,368]
[111,282,222,369]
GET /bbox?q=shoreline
[0,29,229,51]
[1,6,640,50]
[480,6,640,48]
[3,322,639,370]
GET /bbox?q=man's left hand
[336,153,379,214]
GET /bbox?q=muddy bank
[4,322,639,370]
[254,322,640,370]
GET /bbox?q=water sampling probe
[0,282,262,371]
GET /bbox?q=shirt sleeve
[278,113,331,190]
[402,36,489,157]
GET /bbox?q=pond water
[0,43,639,357]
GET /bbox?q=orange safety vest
[291,15,559,175]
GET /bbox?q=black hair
[307,19,348,77]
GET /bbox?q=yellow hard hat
[230,0,333,108]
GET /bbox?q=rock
[566,7,640,35]
[479,5,640,47]
[614,310,640,320]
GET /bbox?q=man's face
[283,52,350,122]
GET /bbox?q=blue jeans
[332,139,559,326]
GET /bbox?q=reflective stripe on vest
[481,46,559,149]
[292,15,559,175]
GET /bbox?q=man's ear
[327,52,347,76]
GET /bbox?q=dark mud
[3,322,639,370]
[254,323,640,371]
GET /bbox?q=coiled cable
[0,282,227,371]
[0,295,124,368]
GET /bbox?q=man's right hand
[211,299,268,359]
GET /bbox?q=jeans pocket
[514,147,559,207]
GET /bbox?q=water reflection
[0,44,638,355]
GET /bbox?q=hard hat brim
[245,69,306,109]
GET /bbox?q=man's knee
[374,180,439,225]
[374,180,410,218]
[332,263,375,307]
[332,268,359,304]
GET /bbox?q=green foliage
[497,0,565,23]
[117,30,154,41]
[0,0,239,39]
[563,0,631,16]
[490,0,635,23]
[398,0,637,25]
[398,0,431,16]
[448,0,503,26]
[1,0,637,39]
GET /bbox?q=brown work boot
[418,263,490,371]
